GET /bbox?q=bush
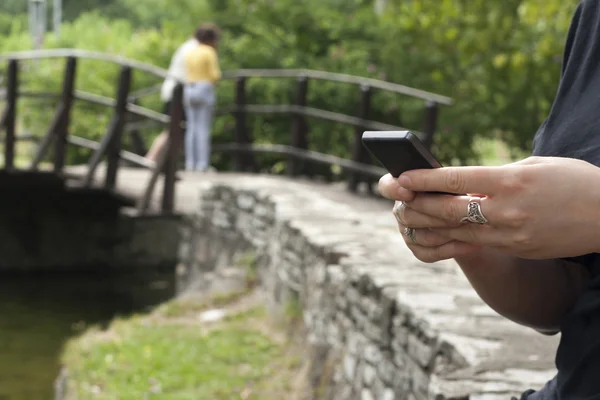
[0,0,579,168]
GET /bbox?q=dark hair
[195,23,220,44]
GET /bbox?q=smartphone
[362,131,455,195]
[361,131,442,177]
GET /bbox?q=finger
[396,220,454,247]
[407,194,497,225]
[378,174,417,201]
[409,241,481,263]
[431,224,505,246]
[397,166,509,195]
[399,205,462,228]
[410,229,455,247]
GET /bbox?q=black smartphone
[361,130,442,177]
[361,131,455,196]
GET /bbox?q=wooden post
[104,66,132,189]
[3,59,18,170]
[161,84,184,213]
[346,84,372,192]
[422,100,438,150]
[30,58,77,171]
[233,76,247,171]
[83,66,132,188]
[287,76,309,176]
[233,76,256,171]
[53,56,77,173]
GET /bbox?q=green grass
[61,293,309,400]
[63,320,277,399]
[234,251,259,287]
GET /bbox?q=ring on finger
[403,227,418,244]
[460,196,489,225]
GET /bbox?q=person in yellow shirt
[183,23,222,171]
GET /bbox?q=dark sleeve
[562,253,596,268]
[512,390,536,400]
[561,3,583,76]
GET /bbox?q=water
[0,270,176,400]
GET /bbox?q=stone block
[362,364,376,387]
[344,354,357,381]
[361,389,375,400]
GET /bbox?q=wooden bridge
[0,49,453,214]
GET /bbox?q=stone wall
[181,179,559,400]
[0,204,181,272]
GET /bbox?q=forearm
[455,248,589,333]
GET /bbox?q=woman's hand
[390,199,481,262]
[380,156,600,260]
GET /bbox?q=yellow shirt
[184,43,221,83]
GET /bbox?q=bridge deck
[65,166,559,395]
[65,165,392,215]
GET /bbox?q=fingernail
[397,174,411,187]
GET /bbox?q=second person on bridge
[183,23,222,171]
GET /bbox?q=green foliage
[0,0,582,168]
[377,0,577,162]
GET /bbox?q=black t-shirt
[520,1,600,399]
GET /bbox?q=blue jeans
[183,81,215,171]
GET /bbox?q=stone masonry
[171,173,560,400]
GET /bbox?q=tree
[0,0,581,168]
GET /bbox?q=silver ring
[403,227,418,244]
[460,197,489,224]
[393,201,406,223]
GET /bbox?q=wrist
[454,246,488,267]
[589,166,600,253]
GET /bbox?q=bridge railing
[0,53,185,213]
[0,49,453,213]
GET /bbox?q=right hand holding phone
[380,172,481,263]
[380,157,600,262]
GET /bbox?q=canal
[0,270,175,400]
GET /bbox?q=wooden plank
[137,137,168,212]
[161,84,184,212]
[233,77,248,171]
[104,66,133,189]
[224,69,454,105]
[0,105,7,131]
[29,103,65,170]
[0,49,454,105]
[53,56,77,173]
[83,67,132,188]
[138,84,184,213]
[67,135,154,169]
[287,76,309,176]
[215,104,410,133]
[347,84,373,192]
[212,143,386,178]
[421,101,439,150]
[4,59,18,170]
